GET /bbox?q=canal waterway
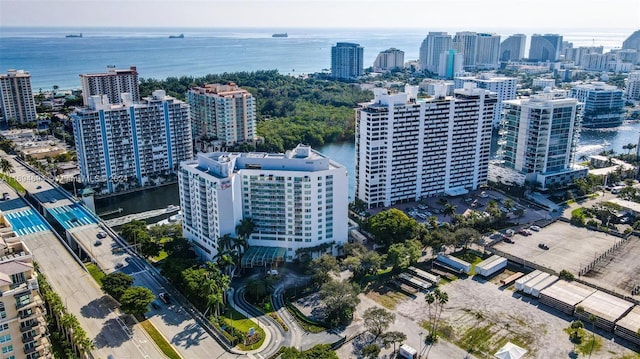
[95,122,640,218]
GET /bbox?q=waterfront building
[331,42,364,80]
[355,84,496,209]
[492,89,586,189]
[570,82,625,128]
[373,48,405,72]
[453,31,478,70]
[178,144,348,262]
[475,33,501,69]
[438,49,464,79]
[72,90,192,194]
[419,32,452,73]
[0,237,52,359]
[186,83,257,147]
[79,66,139,106]
[454,74,517,127]
[529,34,563,62]
[0,69,37,125]
[499,34,526,61]
[626,72,640,100]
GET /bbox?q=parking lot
[369,189,549,227]
[492,220,640,301]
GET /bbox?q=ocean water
[0,26,635,90]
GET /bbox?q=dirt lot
[392,276,640,359]
[296,272,640,358]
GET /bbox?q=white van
[399,344,417,359]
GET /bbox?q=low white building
[178,144,348,263]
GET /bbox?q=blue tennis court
[3,209,49,236]
[47,204,97,229]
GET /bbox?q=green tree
[281,344,339,359]
[361,343,381,359]
[387,239,422,269]
[0,158,12,174]
[245,277,268,303]
[101,272,134,301]
[362,307,395,339]
[319,280,360,326]
[381,331,407,352]
[119,286,155,316]
[425,288,448,343]
[311,253,339,285]
[365,209,418,247]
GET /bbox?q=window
[0,335,9,344]
[0,324,8,333]
[0,303,5,319]
[1,345,12,354]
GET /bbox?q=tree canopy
[365,209,418,246]
[119,286,155,316]
[101,272,134,301]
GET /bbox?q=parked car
[503,237,514,244]
[538,243,549,250]
[529,225,541,232]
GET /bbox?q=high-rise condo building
[499,34,526,62]
[419,32,452,73]
[570,82,625,128]
[438,49,463,79]
[79,66,139,106]
[475,33,501,69]
[626,72,640,100]
[178,144,348,263]
[0,238,52,359]
[331,43,364,80]
[529,34,563,62]
[355,84,496,209]
[492,89,586,189]
[0,69,37,125]
[373,48,405,71]
[563,46,603,66]
[72,90,192,194]
[454,74,517,127]
[453,31,478,70]
[186,83,257,146]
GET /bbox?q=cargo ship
[272,33,288,38]
[65,33,82,38]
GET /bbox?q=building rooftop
[577,290,634,323]
[539,280,597,306]
[616,305,640,334]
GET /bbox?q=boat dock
[103,206,179,227]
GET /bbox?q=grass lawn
[220,306,266,350]
[85,263,105,285]
[140,320,182,359]
[151,237,171,262]
[0,174,25,194]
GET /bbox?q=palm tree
[443,202,457,218]
[0,158,12,175]
[588,314,597,359]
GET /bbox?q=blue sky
[1,0,638,29]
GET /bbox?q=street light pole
[419,331,423,358]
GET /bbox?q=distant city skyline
[1,0,639,29]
